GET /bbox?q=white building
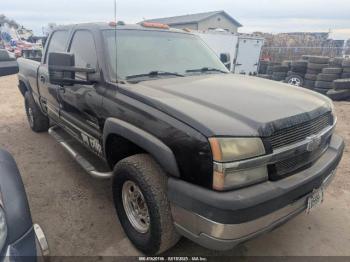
[143,10,242,34]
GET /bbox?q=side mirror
[48,52,96,86]
[0,50,19,77]
[220,53,231,70]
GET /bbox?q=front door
[38,30,70,122]
[58,30,104,156]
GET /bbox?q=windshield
[102,29,228,81]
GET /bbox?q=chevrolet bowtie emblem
[306,135,322,152]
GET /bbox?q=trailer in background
[193,30,264,75]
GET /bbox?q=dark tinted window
[45,30,69,63]
[69,31,98,73]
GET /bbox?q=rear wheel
[24,92,49,132]
[112,154,180,255]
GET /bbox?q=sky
[1,0,350,36]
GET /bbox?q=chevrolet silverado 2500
[17,22,344,255]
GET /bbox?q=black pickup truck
[17,22,344,255]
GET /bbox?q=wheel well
[18,81,28,96]
[105,134,146,169]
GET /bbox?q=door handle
[40,76,46,83]
[59,86,65,93]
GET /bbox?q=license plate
[306,187,324,213]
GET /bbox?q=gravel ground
[0,74,350,257]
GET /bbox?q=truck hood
[120,74,332,137]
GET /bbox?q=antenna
[114,0,118,82]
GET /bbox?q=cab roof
[54,22,193,34]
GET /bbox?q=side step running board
[48,126,113,179]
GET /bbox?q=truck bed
[17,58,41,94]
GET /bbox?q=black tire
[272,72,287,81]
[316,73,340,81]
[301,55,309,60]
[287,71,304,77]
[307,69,321,74]
[322,68,343,74]
[308,56,330,64]
[24,92,49,132]
[333,79,350,90]
[112,154,180,255]
[327,89,350,101]
[305,73,318,81]
[285,74,304,86]
[282,60,292,67]
[272,65,289,73]
[315,81,333,89]
[291,65,307,73]
[258,74,272,79]
[291,60,308,67]
[304,80,316,88]
[342,60,350,67]
[258,63,268,74]
[329,57,344,67]
[313,88,328,95]
[341,73,350,79]
[266,65,274,75]
[308,63,329,70]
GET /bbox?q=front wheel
[112,154,180,255]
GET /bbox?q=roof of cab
[53,22,193,34]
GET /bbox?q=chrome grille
[269,135,331,180]
[268,112,332,149]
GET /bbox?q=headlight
[0,207,7,252]
[209,137,267,191]
[209,137,266,162]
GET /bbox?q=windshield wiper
[126,71,185,82]
[186,67,228,74]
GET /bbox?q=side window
[45,30,69,63]
[69,31,98,79]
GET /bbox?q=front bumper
[168,134,344,250]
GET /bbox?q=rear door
[38,30,70,122]
[57,30,104,156]
[234,37,264,75]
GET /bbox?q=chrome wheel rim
[122,180,150,233]
[28,107,34,127]
[288,77,301,86]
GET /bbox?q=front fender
[103,118,180,177]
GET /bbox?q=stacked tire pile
[271,65,289,81]
[304,56,330,90]
[341,59,350,79]
[326,60,350,101]
[285,60,308,86]
[314,67,342,94]
[258,60,269,75]
[266,62,280,79]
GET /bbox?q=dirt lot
[0,74,350,257]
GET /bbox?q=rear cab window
[44,30,69,64]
